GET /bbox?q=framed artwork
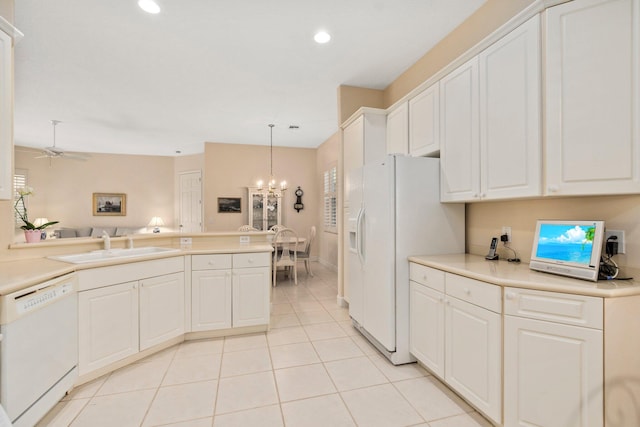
[218,197,241,213]
[93,193,126,216]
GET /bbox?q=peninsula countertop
[408,253,640,298]
[0,242,274,296]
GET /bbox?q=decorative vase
[24,230,42,243]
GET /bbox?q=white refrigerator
[347,155,464,365]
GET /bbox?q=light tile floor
[38,262,493,427]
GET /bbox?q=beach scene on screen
[536,224,595,265]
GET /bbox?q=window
[323,165,337,232]
[14,169,27,227]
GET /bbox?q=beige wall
[13,146,175,234]
[467,196,640,274]
[0,0,14,24]
[384,0,537,106]
[203,142,319,243]
[337,85,385,125]
[316,131,340,270]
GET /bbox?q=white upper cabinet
[408,83,440,157]
[545,0,640,196]
[479,14,541,199]
[441,15,541,202]
[0,19,22,200]
[386,102,408,155]
[440,57,480,202]
[342,109,386,206]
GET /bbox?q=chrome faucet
[102,230,111,251]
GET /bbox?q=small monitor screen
[530,220,605,281]
[535,223,596,266]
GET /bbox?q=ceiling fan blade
[61,152,90,161]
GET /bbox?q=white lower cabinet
[78,281,139,376]
[191,252,270,331]
[233,266,270,327]
[192,269,232,331]
[409,264,502,424]
[139,272,185,350]
[504,287,603,427]
[78,257,185,376]
[445,295,501,422]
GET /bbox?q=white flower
[17,186,34,196]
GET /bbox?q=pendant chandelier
[257,124,287,194]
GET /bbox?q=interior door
[362,159,396,351]
[179,171,202,233]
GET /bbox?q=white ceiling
[13,0,486,156]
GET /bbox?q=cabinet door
[0,28,13,200]
[479,14,541,199]
[545,0,640,196]
[386,102,408,155]
[233,267,270,327]
[249,191,265,230]
[265,193,281,231]
[445,296,501,424]
[440,57,480,202]
[191,269,232,331]
[504,316,603,427]
[139,272,185,350]
[409,83,440,157]
[409,281,445,378]
[343,115,364,207]
[78,281,139,375]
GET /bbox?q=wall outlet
[501,226,512,243]
[605,230,625,254]
[240,235,250,244]
[180,237,192,249]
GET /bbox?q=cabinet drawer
[233,252,270,268]
[410,263,445,292]
[191,254,232,270]
[504,287,603,330]
[445,274,501,313]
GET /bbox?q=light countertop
[0,243,273,296]
[408,253,640,298]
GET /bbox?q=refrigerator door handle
[356,207,365,265]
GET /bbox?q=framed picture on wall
[93,193,127,216]
[218,197,241,213]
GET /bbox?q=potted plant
[14,186,59,243]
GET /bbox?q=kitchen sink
[49,247,181,264]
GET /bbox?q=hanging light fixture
[257,124,287,195]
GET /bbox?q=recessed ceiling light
[138,0,161,14]
[314,31,331,44]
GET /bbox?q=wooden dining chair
[272,227,298,286]
[296,226,316,277]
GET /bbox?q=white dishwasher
[0,273,78,427]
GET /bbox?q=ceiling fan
[35,120,90,161]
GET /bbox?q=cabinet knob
[505,292,517,300]
[463,288,470,295]
[473,193,479,198]
[480,193,486,198]
[422,274,428,281]
[248,258,254,263]
[548,185,559,193]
